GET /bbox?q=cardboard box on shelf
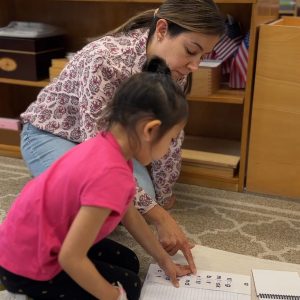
[189,60,222,98]
[49,58,68,80]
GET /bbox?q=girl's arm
[122,203,196,287]
[58,206,120,300]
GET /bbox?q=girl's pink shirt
[0,132,135,280]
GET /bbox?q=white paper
[199,59,222,68]
[140,264,251,300]
[252,269,300,297]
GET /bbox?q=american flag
[204,34,243,79]
[205,34,242,63]
[229,32,250,88]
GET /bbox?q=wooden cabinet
[179,0,278,191]
[0,0,278,191]
[246,17,300,199]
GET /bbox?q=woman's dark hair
[109,0,226,38]
[106,0,226,95]
[108,57,188,148]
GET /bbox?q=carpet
[1,156,299,281]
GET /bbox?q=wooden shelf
[180,136,240,190]
[0,144,21,158]
[56,0,257,3]
[0,77,244,104]
[179,170,239,191]
[0,0,279,193]
[183,135,241,156]
[188,87,245,104]
[0,78,49,88]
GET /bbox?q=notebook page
[140,264,251,300]
[252,269,300,296]
[141,283,250,300]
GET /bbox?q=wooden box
[189,60,222,98]
[0,35,65,81]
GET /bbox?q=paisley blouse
[21,28,185,213]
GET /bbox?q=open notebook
[252,269,300,300]
[140,263,251,300]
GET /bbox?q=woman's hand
[143,205,196,274]
[157,257,194,288]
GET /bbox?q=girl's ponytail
[142,56,171,76]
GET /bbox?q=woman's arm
[122,203,196,286]
[58,206,120,300]
[143,204,195,260]
[151,130,184,205]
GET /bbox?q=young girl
[0,58,195,300]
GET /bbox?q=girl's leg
[0,259,141,300]
[87,238,140,274]
[20,123,77,177]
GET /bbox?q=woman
[20,0,226,261]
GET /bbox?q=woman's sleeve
[133,185,157,214]
[150,130,185,206]
[76,44,131,140]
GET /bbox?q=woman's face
[148,20,220,80]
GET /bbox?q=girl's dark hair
[109,57,188,147]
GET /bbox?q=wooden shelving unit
[0,0,279,192]
[0,78,49,88]
[187,87,245,105]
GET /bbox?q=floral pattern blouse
[21,28,185,214]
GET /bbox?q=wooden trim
[55,0,257,3]
[182,149,240,169]
[179,171,239,191]
[188,87,244,105]
[0,144,21,158]
[0,47,65,55]
[0,77,49,87]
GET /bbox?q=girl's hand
[105,285,120,300]
[105,283,127,300]
[116,282,128,300]
[158,258,194,288]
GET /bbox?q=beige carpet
[1,156,299,280]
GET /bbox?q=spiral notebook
[252,269,300,300]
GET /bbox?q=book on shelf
[0,118,20,131]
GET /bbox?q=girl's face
[134,120,185,166]
[148,20,220,80]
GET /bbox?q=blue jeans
[20,123,156,199]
